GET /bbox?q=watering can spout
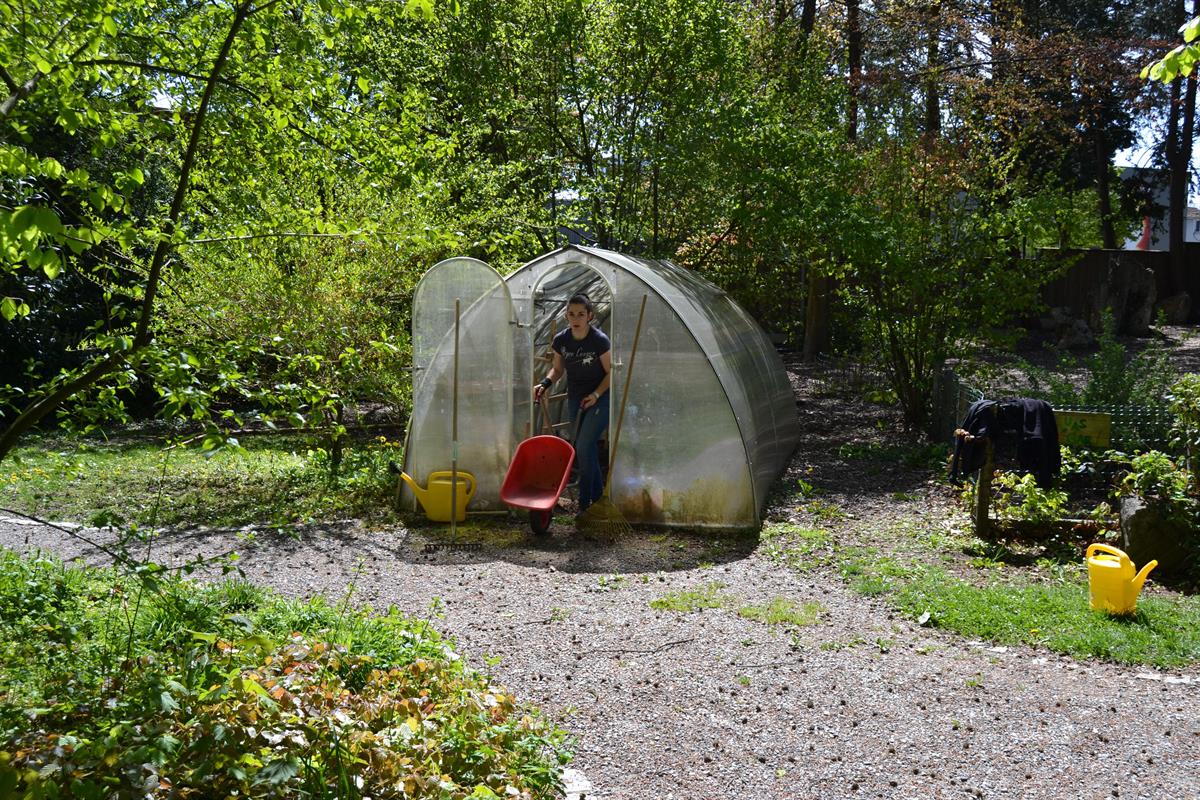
[399,471,429,506]
[1132,559,1159,597]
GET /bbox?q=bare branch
[0,65,18,94]
[185,229,410,244]
[578,638,695,657]
[78,58,246,88]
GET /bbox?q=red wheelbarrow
[500,432,575,535]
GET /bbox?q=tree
[1144,6,1199,289]
[841,140,1049,431]
[0,0,429,463]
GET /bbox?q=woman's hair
[567,292,594,313]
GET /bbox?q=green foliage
[0,0,444,462]
[1001,312,1174,420]
[649,582,734,613]
[1079,311,1173,409]
[0,552,570,798]
[1167,374,1200,472]
[1117,450,1196,527]
[990,471,1070,524]
[1142,16,1200,81]
[1008,183,1134,253]
[840,140,1053,431]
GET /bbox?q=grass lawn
[3,433,1198,669]
[763,518,1200,668]
[0,434,401,528]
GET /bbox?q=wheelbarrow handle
[536,395,555,435]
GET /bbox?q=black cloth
[950,398,1060,488]
[553,325,610,402]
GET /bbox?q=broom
[578,293,646,535]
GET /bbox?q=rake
[578,293,646,536]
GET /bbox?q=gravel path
[2,359,1198,800]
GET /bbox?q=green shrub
[990,471,1070,524]
[0,554,570,799]
[1167,374,1200,474]
[1117,450,1196,525]
[996,312,1174,413]
[1079,311,1173,409]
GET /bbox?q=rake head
[575,497,632,537]
[422,542,484,554]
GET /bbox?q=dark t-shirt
[553,326,611,399]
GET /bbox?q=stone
[1118,264,1157,336]
[1056,318,1094,350]
[1156,292,1192,325]
[1039,307,1071,332]
[562,768,593,800]
[1119,496,1195,575]
[1086,258,1157,337]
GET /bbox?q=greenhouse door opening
[525,265,615,447]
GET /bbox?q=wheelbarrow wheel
[529,508,553,536]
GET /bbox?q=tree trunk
[802,272,830,360]
[0,1,256,464]
[1172,49,1198,278]
[847,0,861,143]
[1167,0,1196,291]
[1096,134,1118,249]
[801,0,816,35]
[804,0,858,359]
[924,1,941,142]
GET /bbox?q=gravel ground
[2,358,1199,800]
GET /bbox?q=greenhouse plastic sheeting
[404,245,799,531]
[404,258,516,511]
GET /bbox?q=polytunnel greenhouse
[401,245,799,531]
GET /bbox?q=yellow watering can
[399,470,476,523]
[1086,544,1157,616]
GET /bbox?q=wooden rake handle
[601,293,647,498]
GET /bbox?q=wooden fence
[1037,246,1200,330]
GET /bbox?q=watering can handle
[460,471,476,497]
[1087,543,1129,564]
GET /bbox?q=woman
[533,292,611,517]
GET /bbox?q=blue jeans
[568,393,610,512]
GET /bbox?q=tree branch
[185,229,410,244]
[1,34,98,117]
[0,65,18,94]
[0,1,256,463]
[0,507,148,575]
[134,0,255,349]
[78,58,246,89]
